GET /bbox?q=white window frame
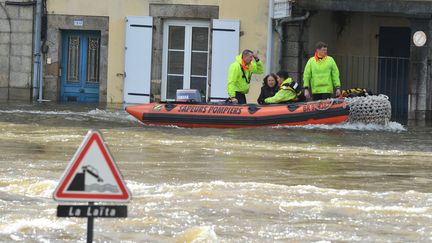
[161,20,210,101]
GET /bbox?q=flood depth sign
[53,129,131,202]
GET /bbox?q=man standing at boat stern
[303,42,341,101]
[227,49,264,104]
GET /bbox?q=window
[162,20,210,101]
[67,36,80,83]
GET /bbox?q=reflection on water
[0,102,432,242]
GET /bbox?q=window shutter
[210,19,240,102]
[124,16,153,103]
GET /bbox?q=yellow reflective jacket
[264,78,298,104]
[303,56,340,94]
[227,54,264,98]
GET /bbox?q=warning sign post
[53,129,131,243]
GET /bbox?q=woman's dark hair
[276,70,289,81]
[262,73,278,87]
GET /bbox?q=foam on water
[277,121,406,132]
[2,177,431,241]
[0,177,57,199]
[0,218,73,234]
[126,180,431,201]
[174,226,218,243]
[0,108,137,123]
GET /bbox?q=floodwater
[0,102,432,242]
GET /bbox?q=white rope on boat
[346,94,392,125]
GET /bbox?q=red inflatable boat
[125,98,350,128]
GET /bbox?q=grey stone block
[0,43,9,56]
[4,6,19,19]
[44,89,58,101]
[11,19,33,33]
[0,72,8,86]
[11,33,32,45]
[0,41,10,56]
[19,6,34,20]
[285,57,299,73]
[150,4,218,19]
[283,41,300,57]
[10,56,21,71]
[0,55,9,72]
[43,75,59,101]
[0,22,11,32]
[417,94,427,110]
[0,88,7,101]
[11,43,32,56]
[0,32,10,44]
[288,72,300,83]
[21,56,32,73]
[283,24,301,41]
[9,87,30,101]
[10,71,30,87]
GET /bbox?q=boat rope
[346,94,391,125]
[316,99,334,111]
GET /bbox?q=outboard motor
[176,89,202,102]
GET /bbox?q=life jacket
[281,80,302,95]
[342,88,372,97]
[280,79,302,102]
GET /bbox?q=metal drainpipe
[33,0,42,101]
[0,3,11,100]
[275,11,310,71]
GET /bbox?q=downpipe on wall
[33,0,43,101]
[275,10,310,71]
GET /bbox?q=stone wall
[300,0,432,124]
[280,22,307,83]
[0,0,34,101]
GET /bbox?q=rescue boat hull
[126,99,350,128]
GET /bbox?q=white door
[124,16,153,104]
[161,20,210,101]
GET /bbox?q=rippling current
[0,102,431,242]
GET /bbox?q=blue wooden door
[61,31,100,102]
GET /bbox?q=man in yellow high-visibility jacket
[227,49,264,104]
[303,42,341,101]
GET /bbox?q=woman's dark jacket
[257,85,279,104]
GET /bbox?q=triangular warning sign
[53,130,131,202]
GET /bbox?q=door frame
[378,26,410,123]
[161,19,210,101]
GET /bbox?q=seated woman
[264,71,302,104]
[257,73,279,104]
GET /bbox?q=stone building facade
[0,0,431,124]
[281,0,432,123]
[0,0,34,101]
